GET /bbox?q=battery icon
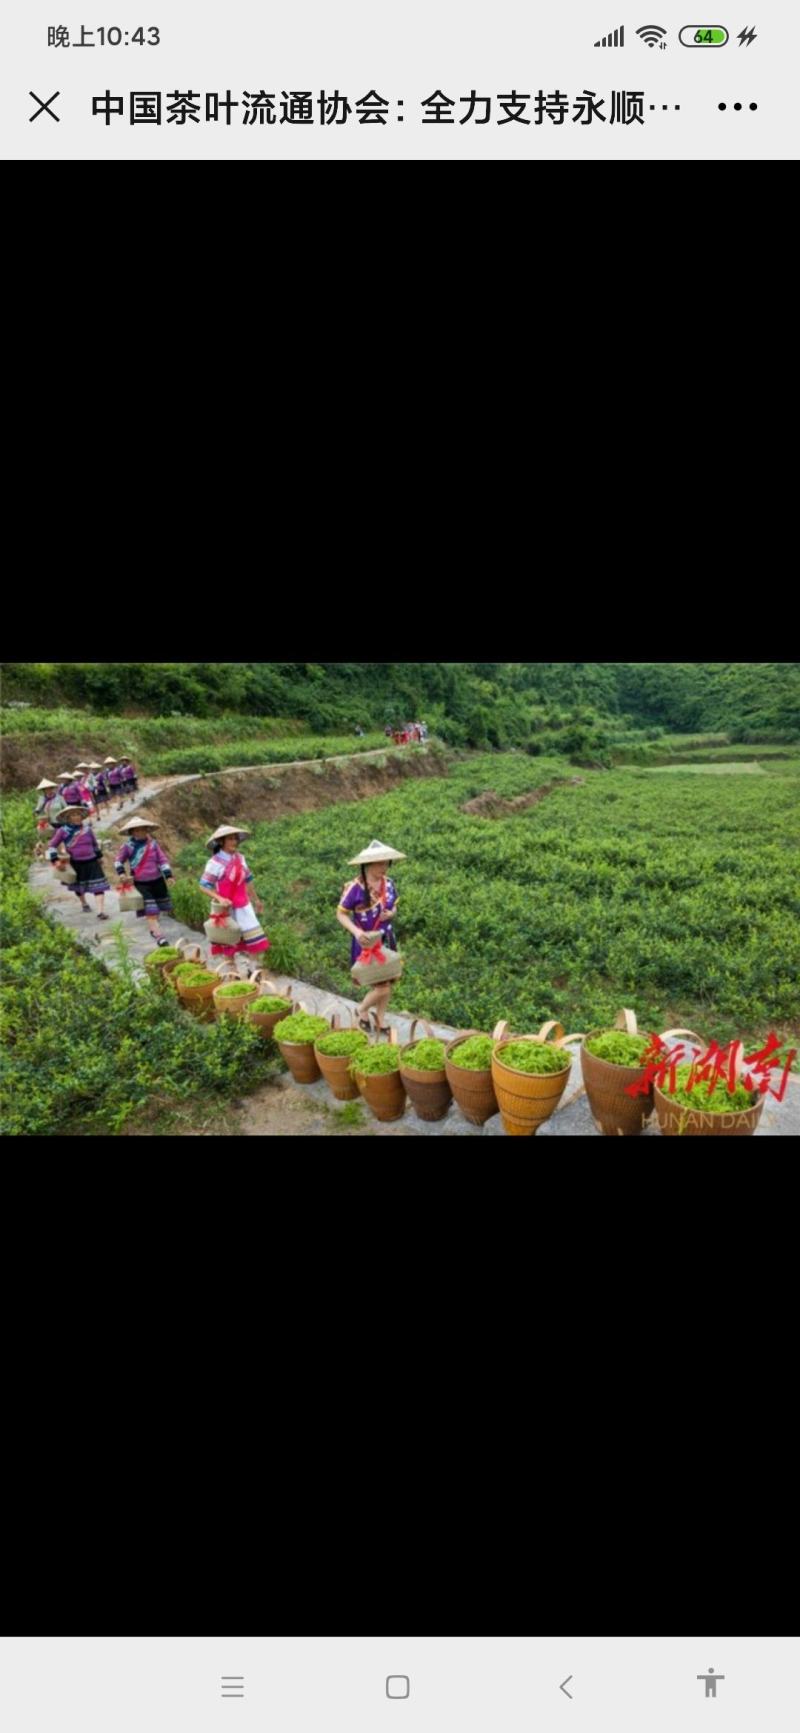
[679,24,729,42]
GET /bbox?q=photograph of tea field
[2,660,798,1138]
[172,749,800,1047]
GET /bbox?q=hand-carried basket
[351,933,404,986]
[204,896,241,948]
[117,879,144,913]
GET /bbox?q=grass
[644,762,767,775]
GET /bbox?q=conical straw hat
[207,823,251,846]
[348,838,406,865]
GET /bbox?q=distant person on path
[47,805,111,920]
[49,776,73,827]
[107,760,124,807]
[61,773,91,812]
[120,757,138,794]
[34,779,58,833]
[93,766,111,812]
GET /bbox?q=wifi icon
[636,22,668,43]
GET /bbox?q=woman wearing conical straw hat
[114,816,175,947]
[60,771,93,813]
[119,754,138,794]
[198,825,270,960]
[337,839,405,1036]
[107,758,125,808]
[34,779,58,833]
[49,774,74,828]
[90,763,110,812]
[47,805,111,919]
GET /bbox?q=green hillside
[3,661,799,750]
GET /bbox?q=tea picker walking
[336,838,405,1036]
[49,774,74,828]
[47,805,111,919]
[106,758,125,807]
[91,763,110,812]
[114,817,175,947]
[34,778,58,834]
[198,824,270,960]
[120,756,138,795]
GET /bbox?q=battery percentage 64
[679,24,729,41]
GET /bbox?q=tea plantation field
[0,707,388,786]
[175,750,800,1052]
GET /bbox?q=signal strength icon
[636,22,667,43]
[595,23,625,43]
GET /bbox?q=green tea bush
[186,747,799,1048]
[0,791,272,1136]
[147,733,387,777]
[169,879,210,933]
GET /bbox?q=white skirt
[233,901,258,933]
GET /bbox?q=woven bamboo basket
[654,1035,765,1136]
[274,999,323,1083]
[399,1017,452,1122]
[491,1020,577,1136]
[170,941,218,1018]
[314,1010,365,1101]
[444,1021,507,1126]
[245,972,293,1041]
[353,1028,406,1122]
[580,1008,653,1136]
[213,965,261,1020]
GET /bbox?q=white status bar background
[2,0,798,158]
[1,1638,798,1733]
